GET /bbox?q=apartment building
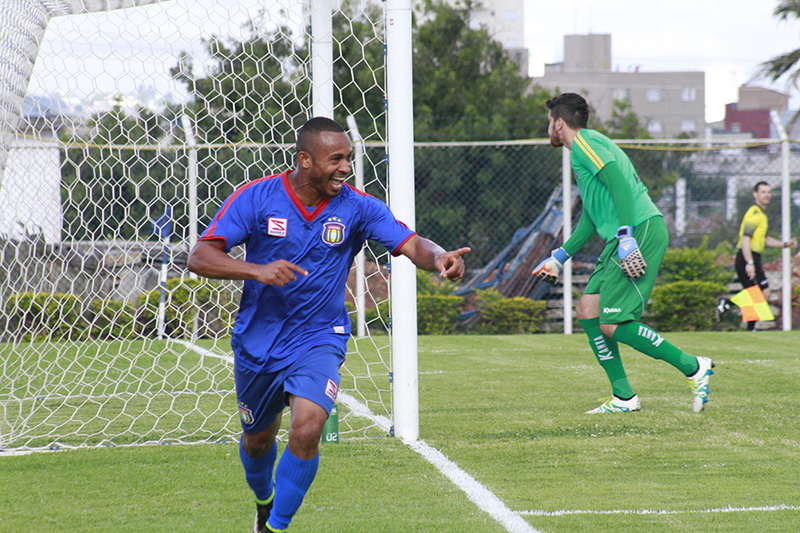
[531,34,705,138]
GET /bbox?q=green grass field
[2,331,799,532]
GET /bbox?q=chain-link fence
[3,138,799,306]
[2,131,800,452]
[411,139,800,271]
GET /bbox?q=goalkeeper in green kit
[533,93,714,413]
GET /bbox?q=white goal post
[0,0,419,452]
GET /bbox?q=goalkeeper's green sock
[612,321,699,376]
[580,318,635,399]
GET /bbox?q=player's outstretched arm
[766,235,798,249]
[188,239,308,287]
[397,235,470,281]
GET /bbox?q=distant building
[531,34,705,138]
[0,95,69,243]
[468,0,527,77]
[724,85,789,138]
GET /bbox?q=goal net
[0,0,397,452]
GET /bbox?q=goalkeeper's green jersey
[570,129,662,242]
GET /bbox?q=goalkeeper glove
[532,247,570,284]
[616,225,646,279]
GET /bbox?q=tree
[170,11,307,146]
[65,2,560,263]
[413,0,553,141]
[332,0,387,141]
[757,1,800,89]
[409,1,563,265]
[595,99,651,139]
[591,98,681,206]
[61,105,180,241]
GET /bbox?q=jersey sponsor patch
[603,307,621,314]
[267,217,288,237]
[325,378,338,401]
[322,217,346,246]
[238,403,254,425]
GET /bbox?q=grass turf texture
[1,331,799,531]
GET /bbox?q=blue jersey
[200,170,415,372]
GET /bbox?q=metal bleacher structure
[455,185,585,330]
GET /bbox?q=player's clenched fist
[258,260,309,287]
[532,247,570,284]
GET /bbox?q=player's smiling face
[301,131,353,200]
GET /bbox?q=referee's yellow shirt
[736,204,768,253]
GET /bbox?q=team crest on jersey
[238,403,254,425]
[321,217,346,246]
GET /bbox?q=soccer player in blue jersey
[532,93,714,414]
[188,117,470,533]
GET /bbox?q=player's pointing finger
[286,262,309,276]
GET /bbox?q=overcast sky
[28,0,799,125]
[525,0,799,122]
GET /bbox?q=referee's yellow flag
[730,285,775,322]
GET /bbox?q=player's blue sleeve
[200,184,259,252]
[359,196,415,254]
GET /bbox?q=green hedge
[646,238,736,332]
[650,281,730,331]
[418,295,463,334]
[474,288,547,334]
[85,298,139,339]
[3,292,87,342]
[138,278,237,338]
[660,237,733,285]
[3,279,236,342]
[3,292,138,341]
[353,274,548,335]
[353,296,462,335]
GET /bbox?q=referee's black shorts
[734,249,768,290]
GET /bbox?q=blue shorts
[234,344,345,434]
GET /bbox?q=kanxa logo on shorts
[238,403,254,424]
[321,216,346,246]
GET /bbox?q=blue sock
[268,449,319,530]
[239,437,277,502]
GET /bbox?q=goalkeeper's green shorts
[584,215,668,325]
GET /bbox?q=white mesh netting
[0,0,395,452]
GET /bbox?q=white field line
[403,438,540,533]
[337,392,539,533]
[172,338,234,363]
[176,340,538,533]
[178,342,798,527]
[519,504,800,517]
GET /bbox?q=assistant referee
[735,181,797,330]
